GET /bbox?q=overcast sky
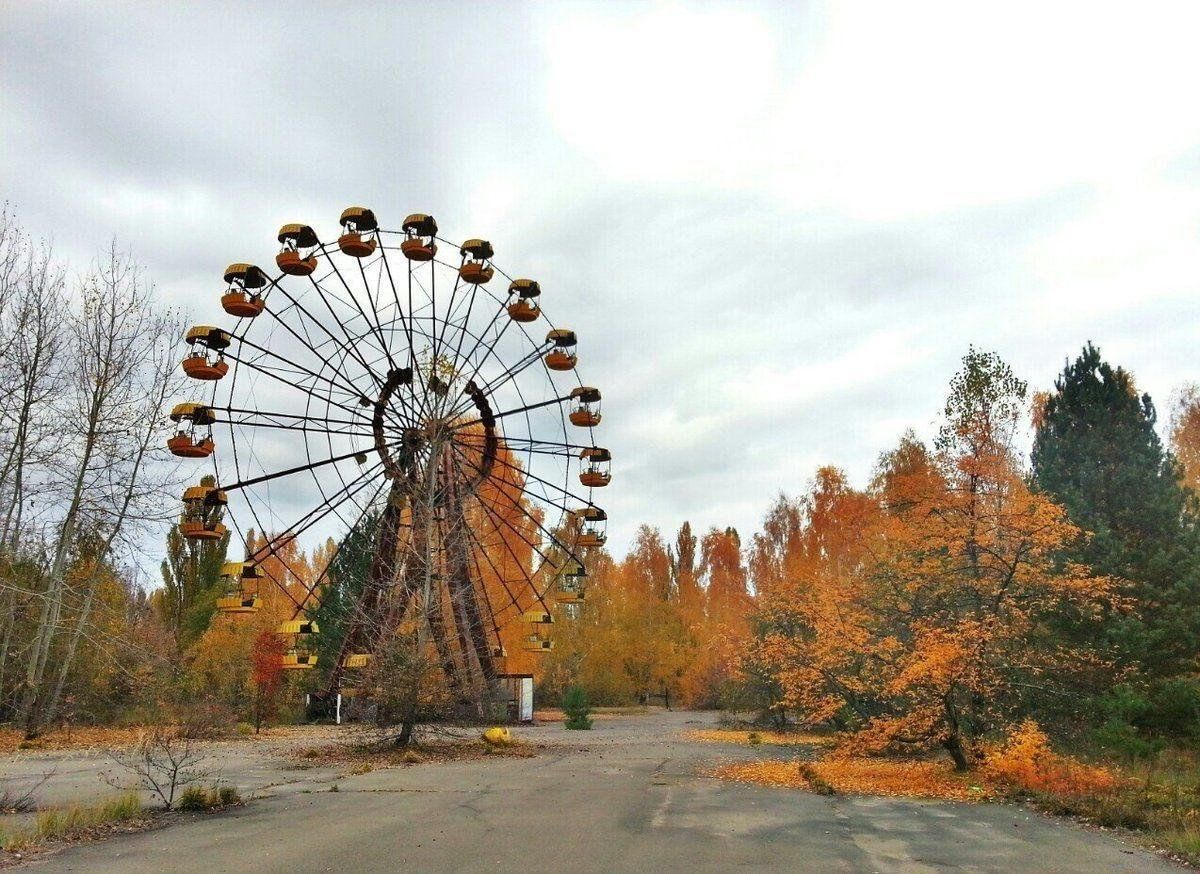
[4,1,1200,556]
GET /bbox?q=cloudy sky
[4,1,1200,555]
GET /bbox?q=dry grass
[534,706,648,723]
[685,728,836,747]
[0,792,146,854]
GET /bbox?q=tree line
[2,205,1198,761]
[548,345,1200,766]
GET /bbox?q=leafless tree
[105,726,210,810]
[19,244,186,735]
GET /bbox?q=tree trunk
[942,733,969,771]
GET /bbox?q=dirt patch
[295,738,540,771]
[684,728,835,747]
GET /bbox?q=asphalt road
[25,710,1178,873]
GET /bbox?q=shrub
[176,786,208,812]
[1089,717,1163,761]
[984,720,1119,797]
[216,785,240,806]
[796,762,836,795]
[747,732,762,746]
[562,686,593,731]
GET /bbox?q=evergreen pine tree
[1032,343,1200,678]
[309,511,379,678]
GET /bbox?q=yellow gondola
[569,387,601,427]
[579,447,611,488]
[179,478,227,541]
[215,561,261,612]
[167,402,216,458]
[277,619,319,669]
[181,326,231,381]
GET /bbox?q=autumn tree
[1170,383,1200,495]
[250,630,286,732]
[746,350,1116,769]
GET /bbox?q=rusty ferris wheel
[168,207,610,707]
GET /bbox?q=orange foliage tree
[745,350,1117,769]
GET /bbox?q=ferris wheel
[168,207,610,703]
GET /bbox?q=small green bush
[176,786,208,812]
[796,762,836,796]
[562,686,593,731]
[216,785,240,806]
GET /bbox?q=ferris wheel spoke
[445,342,553,421]
[375,242,417,367]
[238,463,388,611]
[488,435,599,452]
[228,418,376,439]
[433,266,465,374]
[283,475,389,622]
[220,349,371,421]
[255,299,375,404]
[459,514,537,620]
[461,490,556,614]
[354,256,402,373]
[311,242,399,373]
[452,439,593,516]
[263,274,385,391]
[234,334,372,410]
[448,394,573,433]
[436,271,522,404]
[223,439,397,493]
[217,406,372,430]
[447,442,580,567]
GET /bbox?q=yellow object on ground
[482,727,513,746]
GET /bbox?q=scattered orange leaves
[0,726,152,753]
[685,729,835,747]
[711,756,996,801]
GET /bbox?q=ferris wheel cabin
[522,608,555,652]
[276,223,320,276]
[577,506,608,547]
[579,447,612,488]
[544,329,577,371]
[555,565,587,604]
[569,386,602,427]
[401,213,438,261]
[216,561,262,613]
[178,479,227,541]
[337,207,378,258]
[459,239,495,284]
[167,402,216,458]
[507,278,541,322]
[181,325,231,381]
[278,620,319,669]
[220,263,268,318]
